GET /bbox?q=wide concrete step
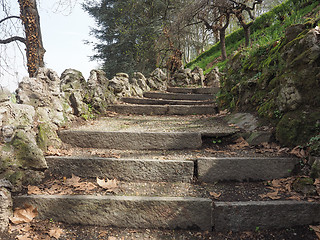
[46,156,194,182]
[107,104,218,115]
[213,201,320,231]
[167,87,219,95]
[13,195,320,231]
[197,157,299,182]
[121,97,215,105]
[58,131,202,150]
[13,195,212,231]
[143,92,214,101]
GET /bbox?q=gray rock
[11,130,47,170]
[0,88,11,103]
[285,24,306,42]
[311,157,320,178]
[14,195,212,230]
[246,131,272,145]
[205,67,220,88]
[0,188,12,232]
[226,113,258,132]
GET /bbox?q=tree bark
[219,29,227,61]
[244,25,250,47]
[18,0,45,77]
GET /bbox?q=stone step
[46,156,194,182]
[121,97,215,105]
[197,157,299,182]
[167,87,220,95]
[13,195,320,232]
[213,201,320,232]
[106,104,218,115]
[58,131,203,150]
[13,195,212,231]
[143,92,214,101]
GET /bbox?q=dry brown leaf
[65,174,81,187]
[97,178,118,192]
[229,137,249,150]
[10,205,38,224]
[310,225,320,239]
[48,227,64,239]
[209,192,222,199]
[290,146,307,158]
[27,186,42,195]
[271,179,282,188]
[16,234,32,240]
[259,190,281,200]
[108,237,117,240]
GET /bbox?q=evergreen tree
[83,0,172,78]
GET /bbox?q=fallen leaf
[16,234,32,240]
[65,174,81,187]
[48,227,64,239]
[97,178,118,192]
[27,186,42,195]
[229,137,249,150]
[259,190,281,200]
[10,205,38,224]
[209,192,221,199]
[290,146,307,158]
[108,237,117,240]
[310,225,320,239]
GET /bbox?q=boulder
[205,67,221,87]
[60,69,90,117]
[109,74,131,97]
[191,67,205,86]
[147,68,167,90]
[87,70,116,113]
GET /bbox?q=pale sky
[0,1,98,92]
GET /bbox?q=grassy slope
[185,0,320,74]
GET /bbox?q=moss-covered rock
[220,25,320,147]
[276,110,320,147]
[11,130,47,170]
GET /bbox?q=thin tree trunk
[18,0,45,77]
[219,29,227,61]
[244,25,250,47]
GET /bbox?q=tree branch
[0,16,21,25]
[0,36,26,44]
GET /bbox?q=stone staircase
[107,87,219,115]
[13,87,320,233]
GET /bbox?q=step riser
[13,195,212,231]
[197,157,299,182]
[13,196,319,231]
[58,131,202,150]
[107,105,218,115]
[143,92,214,101]
[166,87,219,95]
[213,201,320,232]
[46,157,194,182]
[121,98,215,105]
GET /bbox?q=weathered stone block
[14,195,212,230]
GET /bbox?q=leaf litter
[259,176,320,201]
[28,174,119,196]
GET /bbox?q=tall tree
[83,0,180,78]
[0,0,45,77]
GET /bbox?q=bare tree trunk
[244,25,250,47]
[219,29,227,61]
[18,0,45,77]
